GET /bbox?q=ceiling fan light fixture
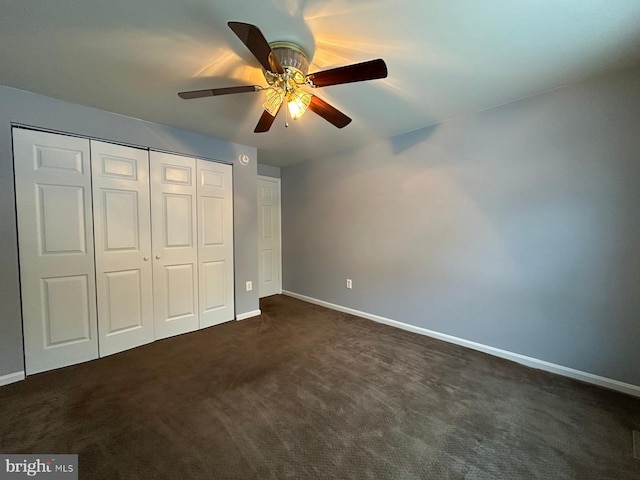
[179,22,386,132]
[287,89,312,120]
[262,87,284,116]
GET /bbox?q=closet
[13,128,234,375]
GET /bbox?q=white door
[150,151,199,339]
[91,141,154,356]
[13,128,99,374]
[197,159,235,327]
[257,176,281,298]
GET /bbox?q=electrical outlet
[346,279,352,289]
[246,281,252,292]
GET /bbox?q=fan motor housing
[265,41,309,84]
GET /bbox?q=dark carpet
[1,295,639,479]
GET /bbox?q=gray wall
[257,163,281,178]
[0,86,259,377]
[282,66,640,387]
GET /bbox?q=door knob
[143,256,149,261]
[155,255,161,260]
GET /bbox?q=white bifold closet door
[15,129,235,374]
[13,129,99,374]
[150,151,200,339]
[91,141,154,356]
[197,159,234,327]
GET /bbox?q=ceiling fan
[178,22,388,133]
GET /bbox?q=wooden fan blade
[254,104,282,133]
[228,22,284,74]
[306,59,387,88]
[308,96,352,128]
[178,86,260,99]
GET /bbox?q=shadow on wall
[390,124,439,156]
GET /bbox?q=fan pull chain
[284,75,290,128]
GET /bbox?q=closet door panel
[42,275,92,345]
[91,141,154,356]
[164,264,197,317]
[13,128,99,374]
[197,160,234,327]
[104,269,144,332]
[163,194,193,246]
[150,151,199,339]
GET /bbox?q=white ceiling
[1,1,639,166]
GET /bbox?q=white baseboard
[0,371,25,386]
[283,290,640,398]
[236,309,261,321]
